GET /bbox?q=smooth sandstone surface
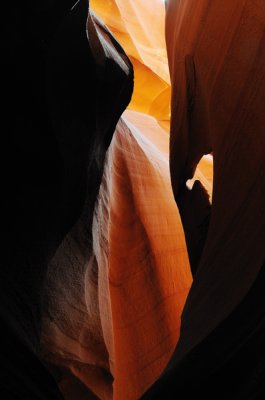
[90,0,171,125]
[142,0,265,398]
[42,110,192,400]
[167,0,265,358]
[41,2,196,399]
[2,0,264,399]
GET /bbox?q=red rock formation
[3,0,264,399]
[167,0,265,357]
[90,0,171,125]
[42,111,192,399]
[1,0,132,398]
[41,2,196,399]
[142,0,265,398]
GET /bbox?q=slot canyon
[1,1,265,399]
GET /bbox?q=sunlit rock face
[90,0,171,126]
[1,0,211,398]
[41,1,195,399]
[42,111,192,399]
[93,110,192,399]
[3,0,264,399]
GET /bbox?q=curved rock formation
[40,2,195,398]
[41,110,192,399]
[90,0,171,125]
[1,0,132,398]
[142,0,265,398]
[3,0,264,398]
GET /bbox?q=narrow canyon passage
[1,1,264,399]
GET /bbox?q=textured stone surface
[3,1,264,399]
[42,110,192,399]
[1,0,132,398]
[142,0,265,398]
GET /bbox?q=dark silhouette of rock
[1,0,133,397]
